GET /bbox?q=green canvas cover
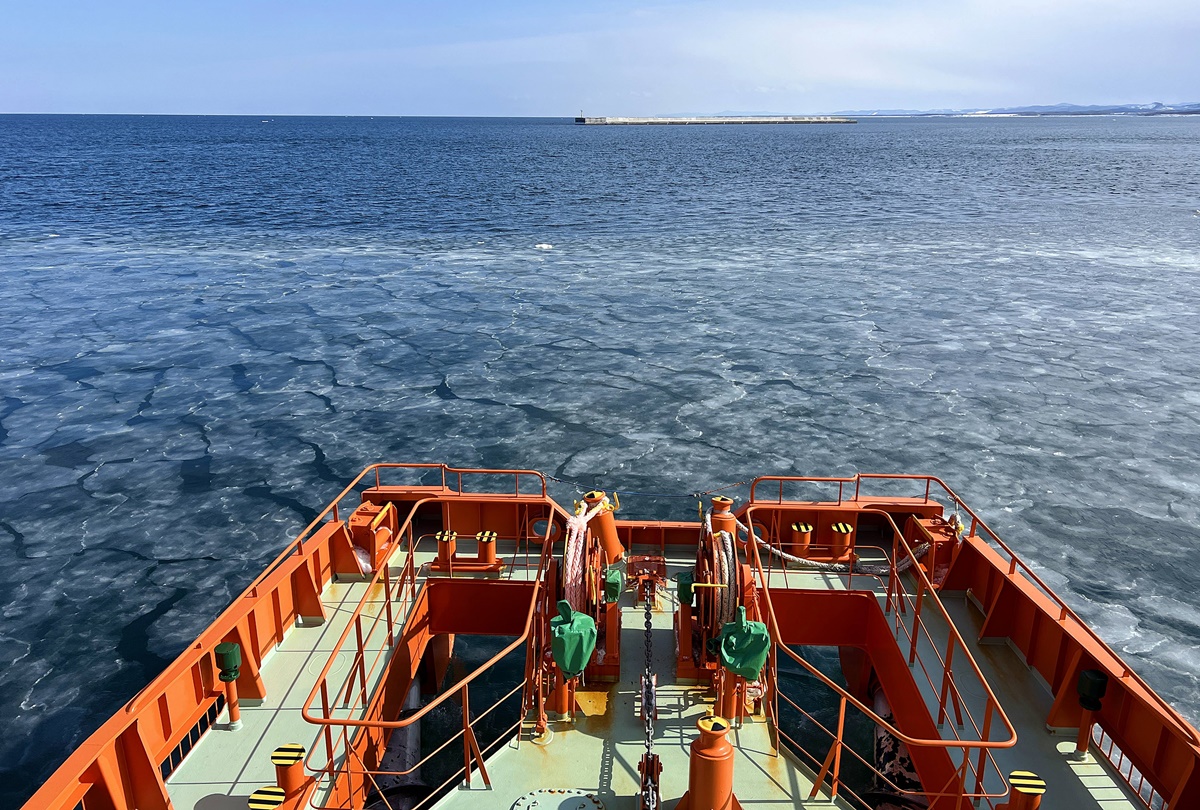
[719,606,770,679]
[605,567,626,603]
[550,599,597,678]
[677,570,695,607]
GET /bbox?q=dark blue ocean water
[2,114,1199,807]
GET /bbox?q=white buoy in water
[534,243,553,250]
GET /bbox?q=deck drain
[511,788,605,810]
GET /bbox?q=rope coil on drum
[563,497,608,610]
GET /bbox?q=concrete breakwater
[574,115,856,125]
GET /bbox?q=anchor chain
[639,579,661,810]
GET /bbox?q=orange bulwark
[22,465,1200,810]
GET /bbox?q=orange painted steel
[298,501,566,806]
[20,463,549,810]
[747,474,1200,809]
[710,495,738,543]
[744,501,1019,809]
[585,489,626,563]
[675,715,742,810]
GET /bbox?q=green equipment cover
[677,570,695,607]
[719,606,770,679]
[605,567,626,603]
[550,600,597,679]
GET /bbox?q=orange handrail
[748,471,1200,749]
[906,473,1200,749]
[300,497,567,730]
[744,503,1019,751]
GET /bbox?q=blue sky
[3,0,1198,115]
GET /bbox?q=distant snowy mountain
[833,101,1200,117]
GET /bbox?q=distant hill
[833,101,1200,117]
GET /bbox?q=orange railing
[745,472,1200,809]
[856,473,1200,810]
[742,498,1019,808]
[298,494,566,809]
[21,463,552,810]
[893,474,1199,745]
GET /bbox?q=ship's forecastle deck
[25,467,1198,810]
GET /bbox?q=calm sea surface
[2,114,1199,806]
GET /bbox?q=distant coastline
[833,101,1200,117]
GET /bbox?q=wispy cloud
[3,0,1198,114]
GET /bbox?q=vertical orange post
[1075,669,1107,758]
[718,672,742,724]
[675,715,739,810]
[477,530,497,565]
[436,530,457,565]
[551,667,572,718]
[585,490,625,564]
[790,522,813,557]
[711,496,737,543]
[224,678,242,730]
[830,521,853,560]
[1075,707,1095,754]
[214,641,243,731]
[271,744,307,799]
[1002,771,1046,809]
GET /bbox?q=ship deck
[434,544,857,810]
[164,536,1144,810]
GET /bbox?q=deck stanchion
[354,616,368,706]
[215,642,243,731]
[320,681,334,763]
[1074,669,1108,759]
[383,564,395,646]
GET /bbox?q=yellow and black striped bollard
[247,785,285,810]
[1006,770,1046,809]
[272,743,307,798]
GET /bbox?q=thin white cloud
[3,0,1198,114]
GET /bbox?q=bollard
[790,522,813,557]
[215,642,243,731]
[1003,771,1046,810]
[247,785,285,810]
[476,530,497,565]
[272,743,307,799]
[830,521,854,559]
[675,715,739,810]
[435,530,457,566]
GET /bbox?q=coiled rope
[732,514,932,574]
[563,496,608,611]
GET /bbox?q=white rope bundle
[732,516,931,575]
[564,497,608,610]
[713,529,738,625]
